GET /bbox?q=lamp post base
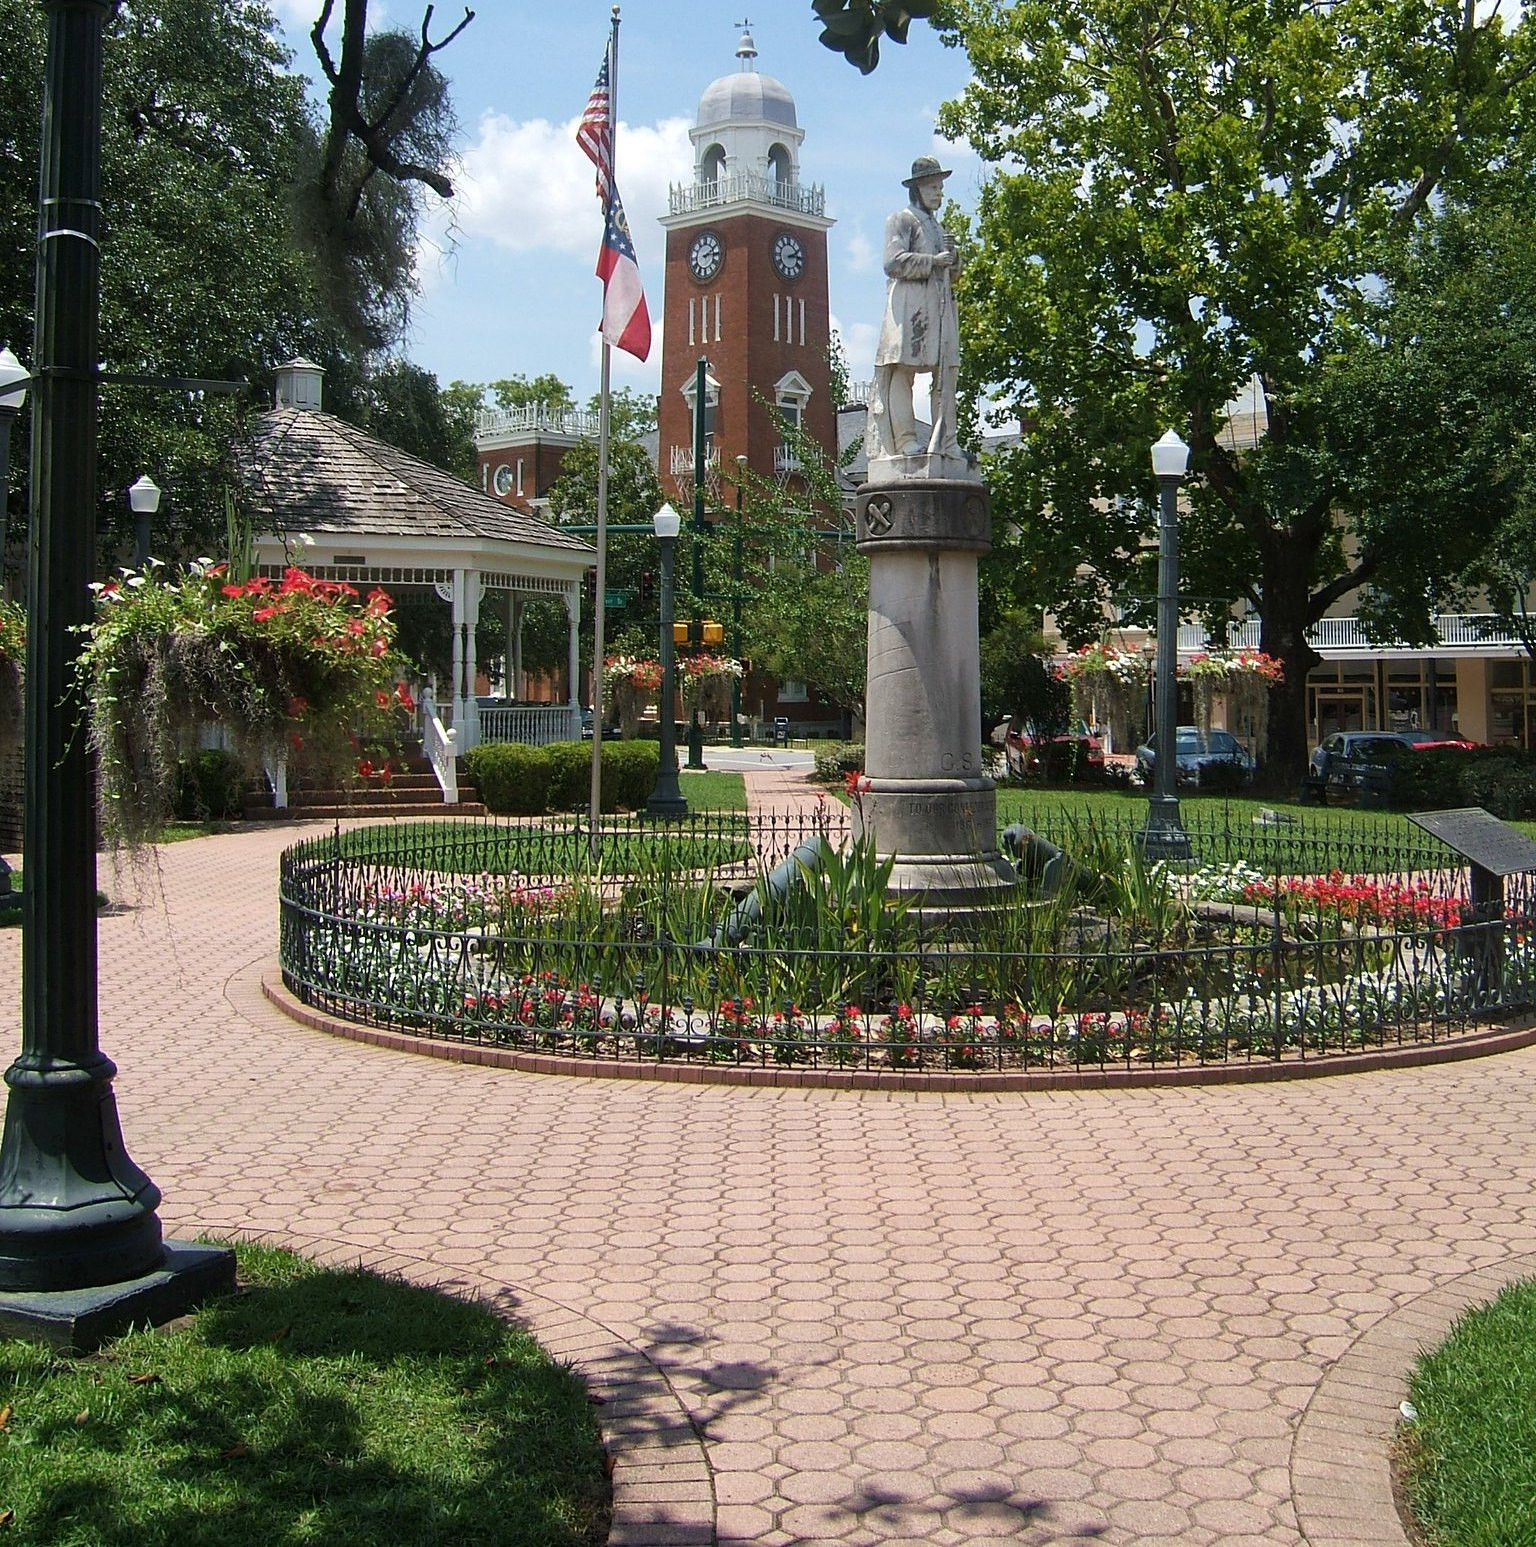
[0,1052,165,1293]
[1138,796,1192,861]
[0,1241,236,1352]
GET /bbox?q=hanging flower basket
[1061,643,1150,755]
[603,656,662,739]
[1186,649,1284,752]
[0,600,23,761]
[79,561,408,845]
[679,654,744,722]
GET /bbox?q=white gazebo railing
[477,703,581,745]
[419,682,459,804]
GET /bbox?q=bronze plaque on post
[1407,808,1536,876]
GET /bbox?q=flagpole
[587,6,621,835]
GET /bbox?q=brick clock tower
[658,29,836,502]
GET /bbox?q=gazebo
[243,360,594,754]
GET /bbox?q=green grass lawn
[1401,1276,1536,1547]
[0,1242,608,1547]
[676,769,746,810]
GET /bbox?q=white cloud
[445,110,692,267]
[831,315,878,383]
[842,226,875,274]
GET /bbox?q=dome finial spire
[735,18,757,69]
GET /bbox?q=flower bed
[276,811,1536,1078]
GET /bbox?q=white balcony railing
[1169,614,1529,656]
[474,404,601,440]
[669,445,720,478]
[773,444,802,475]
[669,173,825,219]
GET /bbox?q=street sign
[603,592,627,608]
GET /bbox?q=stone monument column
[857,156,1015,908]
[854,479,1015,906]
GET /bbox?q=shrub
[465,742,555,816]
[174,748,247,821]
[544,740,592,811]
[1387,746,1536,819]
[465,739,660,815]
[603,740,659,811]
[814,742,865,782]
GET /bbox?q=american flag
[577,50,651,361]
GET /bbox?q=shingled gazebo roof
[245,406,593,559]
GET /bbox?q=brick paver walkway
[3,791,1535,1545]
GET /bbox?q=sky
[268,1,979,402]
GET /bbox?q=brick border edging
[1291,1250,1536,1547]
[261,968,1536,1092]
[178,1223,717,1547]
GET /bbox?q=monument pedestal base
[854,779,1016,918]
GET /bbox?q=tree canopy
[937,0,1536,772]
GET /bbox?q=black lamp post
[1139,429,1192,861]
[0,0,231,1347]
[686,358,709,771]
[646,501,688,820]
[128,473,160,569]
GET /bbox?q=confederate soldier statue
[868,156,962,464]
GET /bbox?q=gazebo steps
[243,800,488,821]
[242,761,486,821]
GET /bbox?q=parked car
[1134,726,1255,788]
[1004,720,1105,779]
[1309,729,1479,804]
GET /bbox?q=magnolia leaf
[0,1407,10,1430]
[72,1410,89,1426]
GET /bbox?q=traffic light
[702,620,724,647]
[674,621,690,645]
[583,570,597,610]
[639,571,655,605]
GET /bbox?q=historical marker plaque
[1407,808,1536,877]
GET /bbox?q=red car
[1004,721,1106,779]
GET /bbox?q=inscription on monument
[1407,808,1536,876]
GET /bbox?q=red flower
[370,637,388,657]
[252,604,281,623]
[357,758,375,779]
[221,583,246,598]
[375,690,392,708]
[286,696,308,719]
[288,732,303,750]
[395,684,416,712]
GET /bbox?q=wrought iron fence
[278,807,1536,1076]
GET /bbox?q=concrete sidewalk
[3,814,1535,1545]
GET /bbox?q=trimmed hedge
[814,742,865,782]
[1389,746,1536,819]
[465,739,660,816]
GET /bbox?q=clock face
[688,231,723,282]
[492,464,513,497]
[773,232,806,281]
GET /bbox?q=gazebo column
[462,568,482,750]
[509,595,524,698]
[449,570,468,736]
[565,584,581,737]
